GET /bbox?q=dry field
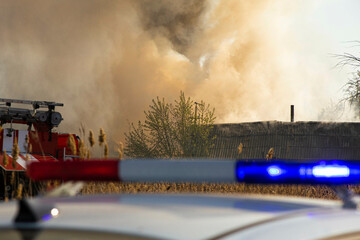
[80,182,355,200]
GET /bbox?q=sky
[231,0,360,122]
[288,0,360,121]
[0,0,360,145]
[311,0,360,45]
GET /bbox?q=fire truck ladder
[0,98,64,140]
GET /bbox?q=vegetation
[335,48,360,115]
[125,92,216,158]
[81,182,345,200]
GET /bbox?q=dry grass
[266,147,274,160]
[237,143,243,155]
[79,182,359,200]
[67,135,77,155]
[104,143,109,159]
[78,139,86,159]
[11,140,19,168]
[98,128,106,146]
[88,130,95,147]
[116,142,124,160]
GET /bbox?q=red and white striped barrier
[0,153,57,172]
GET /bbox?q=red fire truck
[0,98,79,199]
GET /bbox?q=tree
[335,49,360,115]
[125,92,216,158]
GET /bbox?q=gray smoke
[137,0,206,54]
[0,0,347,155]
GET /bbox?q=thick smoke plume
[0,0,347,148]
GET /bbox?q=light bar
[312,166,350,177]
[27,159,360,185]
[27,159,237,183]
[27,160,119,181]
[267,165,282,177]
[236,160,360,185]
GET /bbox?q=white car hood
[0,194,342,240]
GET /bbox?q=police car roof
[0,193,350,240]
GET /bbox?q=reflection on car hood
[0,194,342,240]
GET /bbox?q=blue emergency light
[236,160,360,185]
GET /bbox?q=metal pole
[291,105,294,122]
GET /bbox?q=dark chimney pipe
[290,105,294,122]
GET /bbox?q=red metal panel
[57,134,69,148]
[57,134,79,160]
[30,154,58,162]
[0,153,25,172]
